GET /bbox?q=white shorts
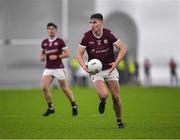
[90,68,119,83]
[42,68,66,80]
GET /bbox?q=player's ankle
[100,97,106,103]
[48,102,54,109]
[71,101,77,107]
[117,118,122,123]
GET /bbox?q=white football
[87,59,102,73]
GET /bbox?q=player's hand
[40,55,45,62]
[108,62,117,75]
[83,65,90,73]
[82,65,97,75]
[82,65,95,75]
[89,71,97,75]
[49,55,58,60]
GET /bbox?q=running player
[77,13,126,128]
[40,23,78,116]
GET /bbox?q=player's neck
[48,36,57,42]
[92,28,103,39]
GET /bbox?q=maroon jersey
[41,37,66,69]
[79,28,119,70]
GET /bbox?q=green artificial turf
[0,86,180,139]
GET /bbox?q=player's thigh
[106,80,120,96]
[42,75,54,89]
[94,80,108,95]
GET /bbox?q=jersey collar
[92,28,103,39]
[48,36,57,42]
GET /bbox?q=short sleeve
[79,35,88,48]
[60,39,66,47]
[110,32,118,43]
[109,31,118,44]
[59,39,68,50]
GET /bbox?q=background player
[40,22,78,116]
[169,58,179,86]
[76,13,126,128]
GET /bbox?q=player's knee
[42,86,48,93]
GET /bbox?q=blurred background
[0,0,179,88]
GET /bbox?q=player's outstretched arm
[76,47,89,73]
[109,40,126,75]
[114,40,127,65]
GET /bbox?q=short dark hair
[90,13,103,21]
[47,22,57,29]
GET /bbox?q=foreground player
[77,13,126,128]
[40,23,78,116]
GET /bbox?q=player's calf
[71,102,78,116]
[98,97,106,114]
